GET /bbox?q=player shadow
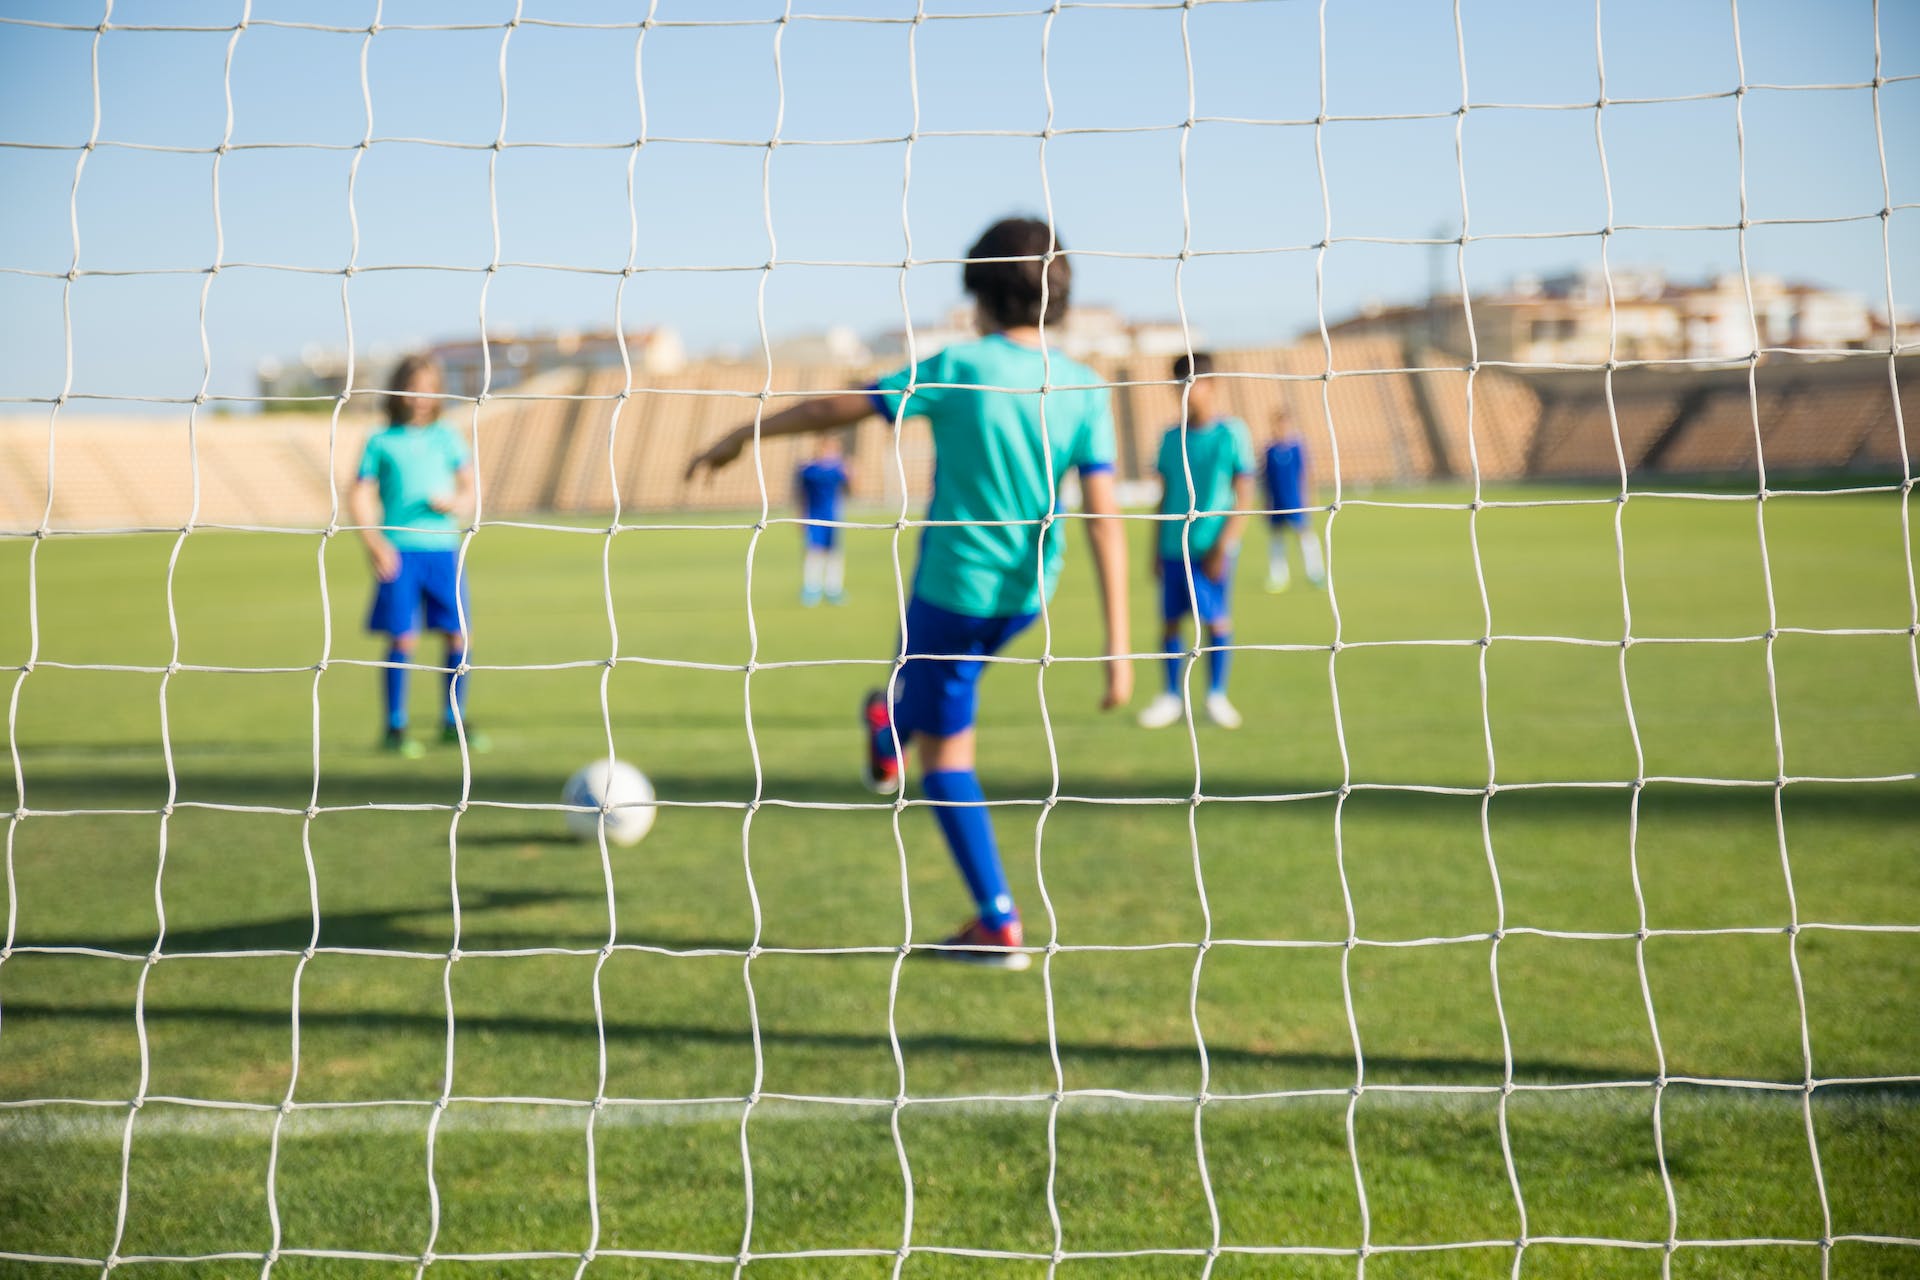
[12,997,1912,1097]
[17,765,1920,810]
[15,888,603,956]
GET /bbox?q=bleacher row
[2,340,1914,532]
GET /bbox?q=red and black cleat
[861,689,901,795]
[933,916,1031,971]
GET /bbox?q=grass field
[2,484,1917,1279]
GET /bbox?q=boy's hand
[686,427,748,480]
[1100,656,1133,711]
[1201,543,1231,581]
[427,492,456,514]
[366,537,401,583]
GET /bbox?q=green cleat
[442,722,492,754]
[382,728,425,760]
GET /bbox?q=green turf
[2,486,1917,1278]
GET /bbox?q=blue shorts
[1160,555,1234,627]
[367,548,468,637]
[803,522,839,551]
[1268,511,1307,529]
[891,596,1036,740]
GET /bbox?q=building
[256,326,686,408]
[1331,268,1877,366]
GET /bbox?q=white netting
[1,1,1916,1275]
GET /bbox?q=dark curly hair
[384,353,444,426]
[962,217,1072,331]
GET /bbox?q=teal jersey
[356,420,470,551]
[870,335,1116,618]
[1155,417,1256,561]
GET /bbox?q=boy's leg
[441,631,468,727]
[917,730,1017,933]
[1267,523,1290,591]
[825,547,846,603]
[887,601,1033,967]
[1138,558,1189,728]
[367,554,423,754]
[385,632,416,732]
[1206,620,1233,696]
[1298,524,1326,586]
[1200,562,1243,729]
[415,551,479,743]
[801,546,825,604]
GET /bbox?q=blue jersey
[796,458,848,523]
[1263,439,1308,518]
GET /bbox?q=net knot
[448,946,464,962]
[305,804,321,820]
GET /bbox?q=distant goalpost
[3,3,1916,1278]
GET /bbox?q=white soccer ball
[561,758,657,847]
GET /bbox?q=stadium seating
[2,350,1912,532]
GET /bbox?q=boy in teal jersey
[1136,351,1257,732]
[687,217,1132,969]
[349,355,485,757]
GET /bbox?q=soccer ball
[561,759,657,847]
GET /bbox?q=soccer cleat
[1205,692,1243,730]
[382,727,425,760]
[801,588,823,608]
[441,722,493,754]
[860,689,902,794]
[826,590,847,606]
[1136,691,1185,729]
[932,916,1032,971]
[1265,575,1291,594]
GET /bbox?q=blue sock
[444,648,467,727]
[384,644,410,731]
[922,769,1015,928]
[1208,630,1232,695]
[1162,632,1184,695]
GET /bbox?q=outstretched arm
[686,393,878,480]
[1082,468,1133,711]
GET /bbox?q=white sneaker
[1136,691,1185,729]
[1205,692,1243,729]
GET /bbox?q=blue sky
[1,0,1915,407]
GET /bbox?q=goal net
[2,1,1916,1277]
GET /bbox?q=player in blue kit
[1136,352,1257,732]
[349,354,486,757]
[1262,404,1325,592]
[687,217,1132,969]
[795,436,852,606]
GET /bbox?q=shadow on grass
[13,765,1920,813]
[4,996,1673,1088]
[21,889,601,955]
